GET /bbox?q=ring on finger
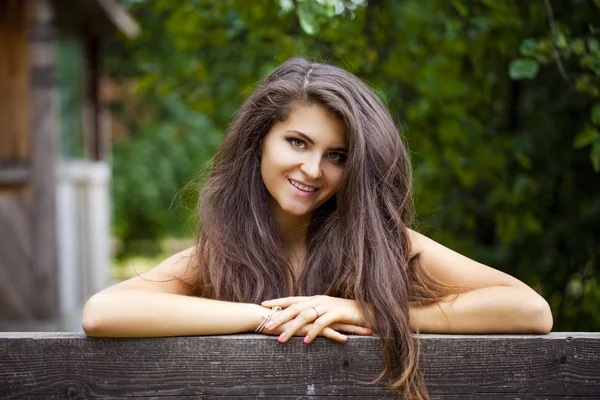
[311,306,319,319]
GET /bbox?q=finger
[265,306,301,331]
[266,301,318,331]
[290,324,342,341]
[318,326,348,343]
[263,320,298,336]
[329,323,373,336]
[273,324,346,343]
[294,323,347,343]
[261,296,311,308]
[278,308,323,343]
[304,313,340,343]
[304,318,372,343]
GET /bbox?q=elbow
[528,296,553,334]
[81,294,107,337]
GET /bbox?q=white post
[56,160,111,326]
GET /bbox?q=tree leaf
[453,1,468,17]
[509,58,539,80]
[592,141,600,172]
[592,104,600,126]
[574,126,600,149]
[519,39,537,57]
[297,3,317,35]
[572,38,586,55]
[589,38,600,56]
[556,33,568,49]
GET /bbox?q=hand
[261,319,366,343]
[261,295,372,344]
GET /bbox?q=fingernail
[261,301,269,305]
[340,334,348,341]
[364,327,372,332]
[265,321,274,329]
[278,333,286,342]
[304,335,310,344]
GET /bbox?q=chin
[281,204,314,217]
[285,209,312,217]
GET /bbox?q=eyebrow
[285,130,347,152]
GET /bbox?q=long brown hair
[193,57,466,399]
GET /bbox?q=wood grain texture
[0,333,598,399]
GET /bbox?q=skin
[258,104,553,344]
[258,103,361,342]
[82,103,553,341]
[260,102,347,252]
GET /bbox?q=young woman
[82,57,553,399]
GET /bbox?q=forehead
[274,103,347,147]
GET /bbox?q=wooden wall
[0,0,30,166]
[0,0,135,323]
[0,0,35,319]
[0,0,59,320]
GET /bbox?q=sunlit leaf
[297,2,317,35]
[574,127,600,148]
[509,58,539,80]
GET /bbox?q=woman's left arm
[408,229,553,334]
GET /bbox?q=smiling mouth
[288,179,319,193]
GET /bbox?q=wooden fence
[1,332,599,399]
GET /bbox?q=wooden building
[0,0,138,328]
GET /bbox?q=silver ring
[311,306,319,319]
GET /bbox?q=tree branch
[543,0,574,89]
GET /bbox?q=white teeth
[289,180,317,192]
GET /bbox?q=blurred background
[0,0,598,332]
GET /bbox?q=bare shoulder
[407,228,530,290]
[108,246,200,296]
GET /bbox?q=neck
[270,201,311,251]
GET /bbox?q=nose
[300,155,323,180]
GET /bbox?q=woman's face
[260,103,347,221]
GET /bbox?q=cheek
[261,152,286,177]
[260,150,289,191]
[326,167,345,193]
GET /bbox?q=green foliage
[512,2,600,171]
[110,92,217,256]
[509,58,539,80]
[106,0,600,330]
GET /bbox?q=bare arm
[81,247,268,337]
[408,230,553,334]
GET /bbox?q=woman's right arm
[81,247,268,337]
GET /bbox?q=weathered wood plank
[29,0,59,319]
[0,191,33,318]
[0,333,598,399]
[0,396,590,400]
